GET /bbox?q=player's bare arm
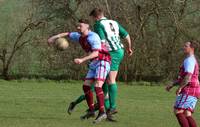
[176,74,192,95]
[48,32,69,44]
[165,80,179,92]
[124,35,133,56]
[74,51,99,64]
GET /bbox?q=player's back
[100,19,120,38]
[96,18,125,51]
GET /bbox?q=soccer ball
[55,38,69,51]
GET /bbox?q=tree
[0,18,45,79]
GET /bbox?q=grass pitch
[0,80,199,127]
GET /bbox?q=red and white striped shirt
[177,55,200,98]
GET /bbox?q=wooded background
[0,0,200,81]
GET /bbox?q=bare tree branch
[104,0,112,18]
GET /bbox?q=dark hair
[89,8,104,17]
[189,40,199,49]
[78,19,90,24]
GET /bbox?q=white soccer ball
[55,38,69,51]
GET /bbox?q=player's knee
[104,93,109,99]
[84,80,91,86]
[109,80,116,84]
[106,78,110,84]
[95,81,104,87]
[174,109,184,115]
[107,77,115,84]
[184,110,192,117]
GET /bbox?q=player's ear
[86,24,90,29]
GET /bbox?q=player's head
[89,8,104,21]
[77,19,90,34]
[183,40,198,54]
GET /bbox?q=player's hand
[47,38,54,45]
[165,84,173,92]
[176,87,182,95]
[74,58,83,64]
[127,48,133,56]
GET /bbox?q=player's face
[77,23,89,33]
[183,42,192,54]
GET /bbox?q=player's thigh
[95,80,104,88]
[174,94,198,115]
[174,109,184,115]
[109,48,124,71]
[184,110,192,117]
[85,66,96,84]
[108,71,118,84]
[95,61,110,82]
[84,80,94,86]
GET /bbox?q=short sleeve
[94,22,106,41]
[87,32,101,51]
[68,32,81,42]
[183,57,196,73]
[117,22,129,38]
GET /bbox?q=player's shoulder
[184,55,196,65]
[94,20,104,29]
[87,31,101,41]
[88,31,99,37]
[69,32,81,37]
[68,32,81,42]
[100,18,117,23]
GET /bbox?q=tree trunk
[2,67,9,80]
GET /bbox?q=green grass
[0,80,199,127]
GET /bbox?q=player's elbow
[92,51,99,58]
[95,51,99,57]
[125,34,130,40]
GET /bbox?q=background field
[0,80,199,127]
[1,0,200,81]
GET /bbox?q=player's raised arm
[48,32,69,44]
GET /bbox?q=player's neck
[187,52,194,57]
[81,30,90,37]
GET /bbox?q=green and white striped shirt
[94,17,128,51]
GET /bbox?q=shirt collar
[100,17,107,20]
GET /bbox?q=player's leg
[68,83,96,115]
[107,48,124,114]
[93,60,110,123]
[81,65,98,120]
[184,96,198,127]
[174,94,189,127]
[174,109,189,127]
[67,94,86,115]
[108,71,118,114]
[87,83,110,113]
[185,110,197,127]
[102,83,110,111]
[85,83,110,113]
[173,94,198,127]
[81,79,95,119]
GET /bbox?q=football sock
[95,87,105,113]
[186,116,197,127]
[74,94,86,105]
[108,83,117,110]
[176,113,189,127]
[102,83,110,110]
[83,85,94,111]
